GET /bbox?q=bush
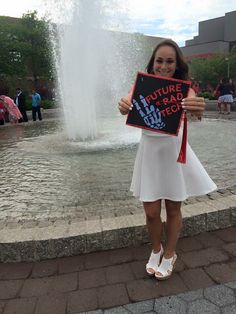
[25,99,57,110]
[41,99,57,109]
[198,91,216,100]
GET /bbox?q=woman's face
[153,45,177,78]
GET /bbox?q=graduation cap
[126,72,191,163]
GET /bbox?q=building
[181,10,236,59]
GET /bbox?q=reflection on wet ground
[0,117,235,221]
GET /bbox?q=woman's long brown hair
[146,39,189,80]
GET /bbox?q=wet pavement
[0,111,235,224]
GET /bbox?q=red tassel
[177,113,187,164]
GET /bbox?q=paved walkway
[0,109,235,313]
[0,226,236,313]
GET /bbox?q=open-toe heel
[146,245,163,276]
[155,253,177,280]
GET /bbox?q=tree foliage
[19,11,53,83]
[0,17,25,77]
[189,49,236,89]
[0,12,54,85]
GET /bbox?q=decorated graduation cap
[126,72,191,163]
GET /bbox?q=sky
[1,0,236,46]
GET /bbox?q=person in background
[213,80,222,113]
[229,78,235,99]
[0,99,6,125]
[118,39,217,281]
[0,95,22,124]
[15,88,28,122]
[31,89,42,121]
[191,81,200,95]
[215,78,234,114]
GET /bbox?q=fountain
[47,0,145,141]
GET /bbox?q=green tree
[0,17,25,77]
[228,46,236,80]
[189,53,236,89]
[17,11,53,85]
[0,12,54,94]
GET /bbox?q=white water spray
[45,0,155,141]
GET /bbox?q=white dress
[130,128,217,202]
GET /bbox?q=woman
[0,95,22,124]
[118,39,217,280]
[216,77,234,114]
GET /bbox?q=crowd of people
[0,87,42,125]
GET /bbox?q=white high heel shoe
[146,245,164,276]
[155,253,177,280]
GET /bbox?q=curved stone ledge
[0,194,235,262]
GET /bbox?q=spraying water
[46,0,148,141]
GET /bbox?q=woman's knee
[165,199,181,208]
[143,201,161,221]
[166,208,183,231]
[165,200,182,218]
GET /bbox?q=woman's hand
[181,96,205,118]
[118,96,133,115]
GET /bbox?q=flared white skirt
[218,94,234,103]
[130,130,217,202]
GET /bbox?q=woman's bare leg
[164,200,182,258]
[218,102,223,113]
[143,200,162,253]
[224,103,227,113]
[220,103,225,113]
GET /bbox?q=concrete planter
[205,100,236,111]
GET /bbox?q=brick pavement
[0,226,236,313]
